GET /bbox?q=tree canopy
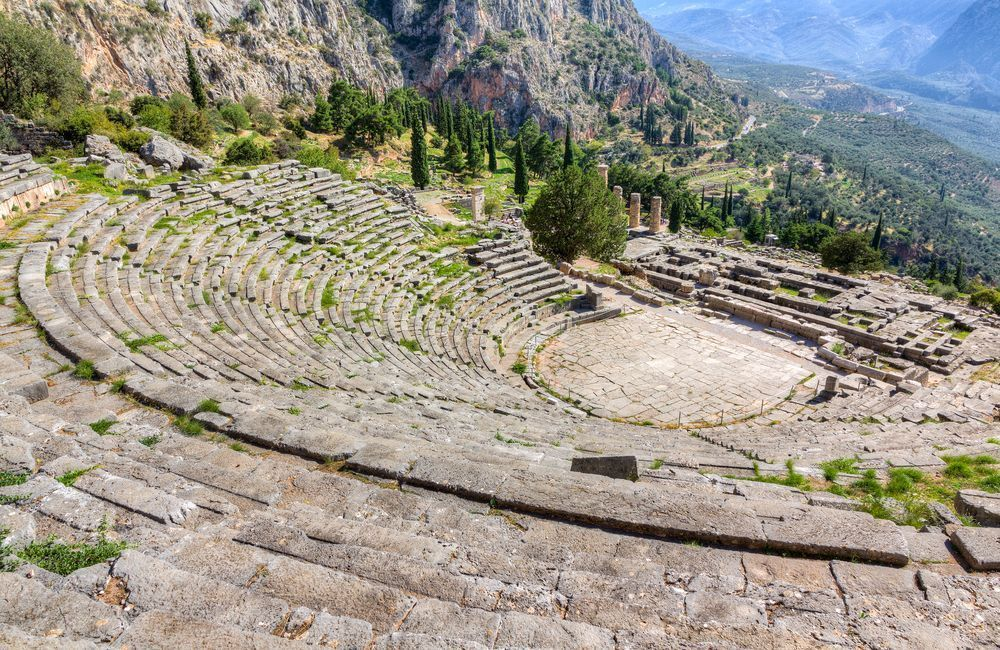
[524,166,627,263]
[819,232,884,274]
[0,13,84,117]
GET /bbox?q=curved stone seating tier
[0,153,69,223]
[1,386,992,648]
[20,163,609,427]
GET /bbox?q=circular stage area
[535,310,813,426]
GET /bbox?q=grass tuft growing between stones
[748,460,809,489]
[195,399,220,414]
[819,457,858,482]
[0,472,28,487]
[15,533,128,576]
[138,434,161,448]
[173,415,203,437]
[72,359,96,380]
[57,465,98,487]
[88,419,116,436]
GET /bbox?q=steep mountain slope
[0,0,738,134]
[916,0,1000,90]
[634,0,973,74]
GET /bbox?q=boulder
[84,134,124,162]
[139,135,185,170]
[103,162,127,180]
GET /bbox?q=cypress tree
[443,133,464,174]
[700,186,705,211]
[861,163,868,185]
[185,42,208,109]
[465,121,482,175]
[871,213,884,250]
[410,117,430,189]
[513,137,528,204]
[953,257,966,292]
[785,170,793,198]
[668,199,682,233]
[670,123,682,146]
[486,116,497,173]
[562,116,575,169]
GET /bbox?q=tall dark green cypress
[185,42,207,109]
[513,137,528,204]
[871,213,884,250]
[953,257,966,291]
[668,199,682,233]
[562,116,575,169]
[700,186,705,211]
[410,117,430,190]
[486,116,497,173]
[465,120,482,175]
[785,171,793,198]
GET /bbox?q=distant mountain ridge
[633,0,973,75]
[916,0,1000,88]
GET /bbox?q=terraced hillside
[0,153,999,647]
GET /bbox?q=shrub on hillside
[170,104,213,148]
[218,103,251,132]
[224,135,273,166]
[294,144,354,180]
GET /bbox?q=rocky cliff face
[1,0,735,133]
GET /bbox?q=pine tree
[410,117,430,189]
[870,213,884,250]
[311,94,333,133]
[185,42,208,109]
[486,116,497,173]
[465,121,482,175]
[513,137,529,204]
[562,116,575,169]
[668,199,682,233]
[953,257,966,292]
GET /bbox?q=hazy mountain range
[633,0,971,73]
[633,0,1000,110]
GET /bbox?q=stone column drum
[613,185,623,200]
[598,164,609,187]
[649,196,662,234]
[471,186,485,222]
[629,193,641,229]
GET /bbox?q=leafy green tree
[185,42,208,109]
[819,232,883,274]
[0,13,84,117]
[524,166,626,263]
[410,117,430,189]
[562,116,575,169]
[513,136,528,204]
[486,116,497,173]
